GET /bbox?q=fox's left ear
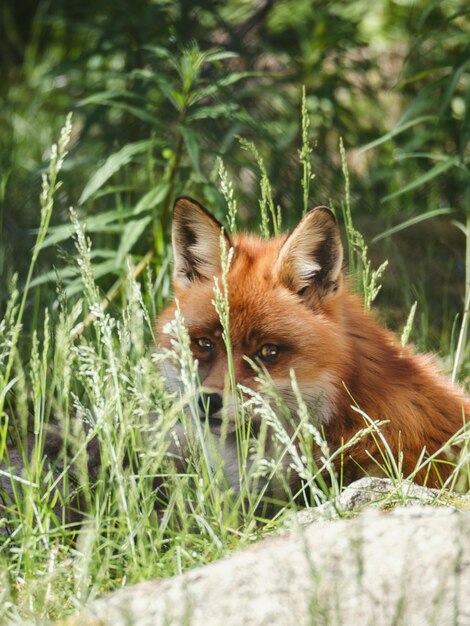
[274,206,343,300]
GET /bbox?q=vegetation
[0,0,469,623]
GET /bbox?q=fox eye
[193,337,215,352]
[257,344,279,362]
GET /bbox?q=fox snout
[198,391,223,420]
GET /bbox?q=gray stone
[60,500,470,626]
[295,476,470,525]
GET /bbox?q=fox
[156,195,469,493]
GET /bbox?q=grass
[0,118,469,625]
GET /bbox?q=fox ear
[274,206,343,299]
[172,196,231,289]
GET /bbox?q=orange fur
[156,197,468,488]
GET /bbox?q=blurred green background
[0,0,469,352]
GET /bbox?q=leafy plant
[31,44,257,323]
[1,89,469,625]
[365,2,470,377]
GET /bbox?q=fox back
[156,196,468,488]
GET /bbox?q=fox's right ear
[172,196,231,289]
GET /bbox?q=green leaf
[78,90,134,106]
[205,51,238,63]
[39,208,139,249]
[79,141,150,205]
[418,0,442,28]
[31,266,78,288]
[167,89,185,112]
[189,71,267,105]
[115,216,152,266]
[106,102,165,127]
[31,255,119,288]
[381,157,459,202]
[188,103,241,121]
[394,78,447,128]
[439,63,468,118]
[358,116,437,154]
[144,45,172,59]
[393,151,457,162]
[79,95,165,128]
[372,208,454,243]
[181,127,201,176]
[133,182,170,215]
[460,84,470,159]
[63,259,123,297]
[30,250,116,287]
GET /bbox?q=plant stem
[71,249,154,338]
[452,213,470,382]
[0,115,72,417]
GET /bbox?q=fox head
[157,196,350,431]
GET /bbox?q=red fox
[156,196,468,490]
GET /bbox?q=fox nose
[198,392,223,418]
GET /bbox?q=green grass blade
[358,115,437,154]
[79,141,151,205]
[381,158,459,202]
[372,207,454,243]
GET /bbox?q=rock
[295,476,470,525]
[59,502,470,626]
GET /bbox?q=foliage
[0,119,468,624]
[0,2,467,354]
[361,2,470,202]
[0,1,470,622]
[0,3,468,333]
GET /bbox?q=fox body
[157,196,468,489]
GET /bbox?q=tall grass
[0,116,469,625]
[0,118,329,623]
